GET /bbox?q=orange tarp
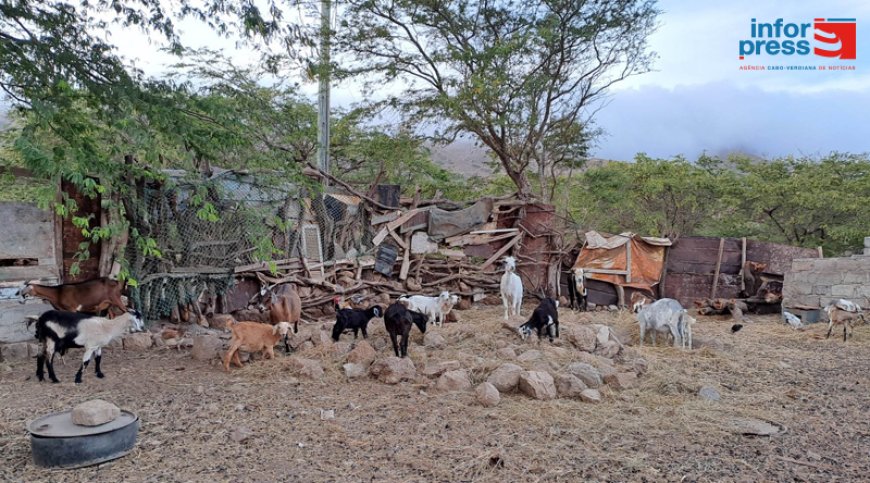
[572,232,671,292]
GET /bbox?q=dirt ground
[1,305,869,482]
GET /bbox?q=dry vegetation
[1,305,869,482]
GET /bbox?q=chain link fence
[125,169,373,320]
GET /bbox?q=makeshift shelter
[572,231,672,306]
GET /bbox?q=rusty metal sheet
[572,232,668,293]
[221,277,261,313]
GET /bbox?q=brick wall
[783,255,870,308]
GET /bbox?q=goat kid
[30,309,144,384]
[567,268,588,311]
[500,256,523,320]
[398,291,453,327]
[517,298,560,343]
[332,305,383,341]
[21,277,127,316]
[223,321,293,371]
[825,299,866,341]
[384,303,428,358]
[637,298,684,348]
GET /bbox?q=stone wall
[783,255,870,308]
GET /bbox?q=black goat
[332,305,383,341]
[29,309,144,384]
[518,298,560,343]
[383,303,428,358]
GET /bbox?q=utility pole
[317,0,331,185]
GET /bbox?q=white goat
[637,298,685,348]
[500,256,523,320]
[398,291,453,327]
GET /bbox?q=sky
[6,0,869,162]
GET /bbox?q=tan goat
[223,321,292,371]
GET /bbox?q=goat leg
[94,348,104,378]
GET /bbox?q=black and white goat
[567,268,588,311]
[517,298,560,343]
[29,309,144,384]
[383,302,428,358]
[332,305,383,341]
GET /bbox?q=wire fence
[126,169,373,320]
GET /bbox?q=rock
[287,330,311,350]
[517,349,543,362]
[332,341,351,355]
[596,364,618,379]
[343,363,367,379]
[723,417,784,436]
[311,330,333,347]
[565,325,597,352]
[558,296,569,307]
[699,386,721,401]
[346,340,377,367]
[457,298,472,310]
[370,337,388,352]
[0,342,34,360]
[554,373,587,398]
[487,363,524,392]
[410,231,438,254]
[299,341,314,351]
[422,360,461,377]
[595,340,621,359]
[404,279,422,292]
[566,362,602,388]
[369,357,416,384]
[122,332,153,351]
[603,372,637,390]
[230,426,254,443]
[71,399,121,426]
[476,382,500,407]
[518,371,557,401]
[572,351,616,371]
[608,305,619,311]
[191,335,224,361]
[208,314,235,331]
[320,409,335,420]
[580,388,602,403]
[693,336,725,351]
[592,325,612,345]
[632,358,649,375]
[446,311,460,323]
[496,347,516,360]
[423,332,447,349]
[285,357,324,380]
[436,370,472,392]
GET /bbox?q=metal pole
[317,0,331,184]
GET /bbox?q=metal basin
[28,410,139,469]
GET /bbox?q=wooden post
[739,237,747,293]
[616,284,625,308]
[817,246,823,258]
[711,238,725,299]
[625,241,632,284]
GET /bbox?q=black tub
[28,410,139,469]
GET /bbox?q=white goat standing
[637,298,685,348]
[500,256,523,320]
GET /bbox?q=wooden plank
[372,227,389,246]
[446,231,517,247]
[739,237,747,293]
[710,238,725,298]
[481,233,522,270]
[388,229,408,250]
[468,228,518,235]
[370,211,400,225]
[437,248,466,258]
[625,241,632,284]
[582,268,630,275]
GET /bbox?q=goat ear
[272,325,280,335]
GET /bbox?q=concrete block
[788,295,819,308]
[831,285,857,297]
[843,272,869,284]
[785,282,813,296]
[790,259,816,272]
[864,248,870,255]
[864,236,870,248]
[0,300,52,343]
[811,272,845,285]
[856,285,870,298]
[813,285,831,295]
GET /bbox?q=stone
[299,341,314,351]
[311,330,333,347]
[422,360,461,377]
[554,373,587,398]
[632,358,649,375]
[595,340,621,359]
[369,357,416,384]
[320,409,335,420]
[208,314,236,331]
[604,372,637,390]
[285,357,324,380]
[122,332,153,351]
[230,426,254,443]
[346,340,377,367]
[370,337,388,351]
[476,382,500,408]
[332,341,352,355]
[436,370,472,392]
[411,231,438,254]
[518,371,557,401]
[565,325,597,352]
[566,362,602,388]
[71,399,121,426]
[191,335,224,361]
[457,298,472,310]
[423,332,447,349]
[343,363,367,379]
[723,417,783,436]
[699,386,721,401]
[580,388,602,403]
[0,342,33,360]
[692,336,724,351]
[446,311,460,323]
[593,325,612,345]
[496,347,516,360]
[517,349,543,362]
[486,363,524,392]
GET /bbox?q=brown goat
[21,278,126,316]
[223,321,292,371]
[258,284,302,334]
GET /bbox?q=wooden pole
[739,237,747,293]
[625,241,633,284]
[711,238,725,299]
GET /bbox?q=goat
[566,268,588,311]
[500,256,523,320]
[29,309,144,384]
[637,298,685,348]
[630,291,654,314]
[20,278,127,316]
[332,305,383,341]
[517,298,560,343]
[824,299,866,342]
[383,303,428,358]
[223,321,292,371]
[257,283,301,336]
[398,291,453,327]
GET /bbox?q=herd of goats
[13,255,868,385]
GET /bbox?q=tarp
[572,231,672,292]
[427,198,494,241]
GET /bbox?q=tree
[338,0,659,200]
